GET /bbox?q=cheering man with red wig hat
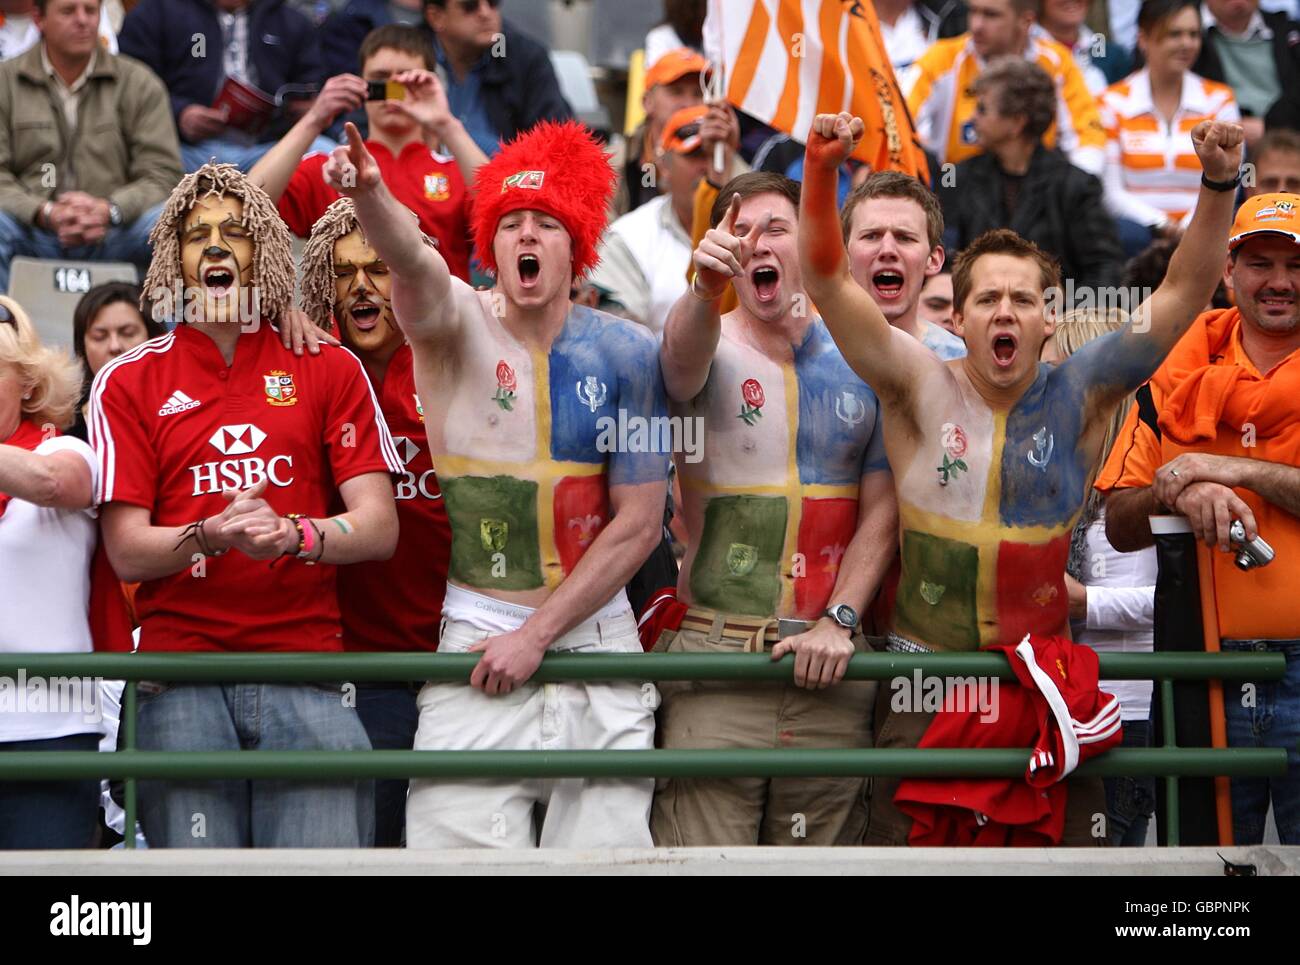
[322,120,670,849]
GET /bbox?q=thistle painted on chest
[936,421,968,486]
[737,378,765,426]
[492,360,517,411]
[575,375,607,413]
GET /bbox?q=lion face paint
[180,193,255,325]
[332,228,400,356]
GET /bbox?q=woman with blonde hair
[1042,306,1157,847]
[0,296,106,849]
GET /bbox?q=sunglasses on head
[454,0,500,12]
[0,304,14,329]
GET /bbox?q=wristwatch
[107,203,123,227]
[824,603,859,631]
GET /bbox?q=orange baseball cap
[644,47,709,90]
[1228,192,1300,250]
[660,105,709,155]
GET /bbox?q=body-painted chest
[892,364,1094,650]
[679,321,886,619]
[684,321,881,489]
[434,305,660,594]
[442,313,624,467]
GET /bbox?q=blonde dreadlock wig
[143,162,295,322]
[299,196,438,329]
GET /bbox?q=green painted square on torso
[895,529,981,650]
[690,494,788,616]
[441,475,543,590]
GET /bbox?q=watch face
[831,604,858,628]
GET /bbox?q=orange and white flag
[703,0,929,181]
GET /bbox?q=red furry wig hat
[471,120,616,279]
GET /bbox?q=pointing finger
[719,193,742,235]
[343,121,366,160]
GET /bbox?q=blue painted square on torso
[998,362,1092,528]
[793,321,888,486]
[548,306,669,485]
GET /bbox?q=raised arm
[248,75,367,204]
[324,122,462,350]
[799,113,932,402]
[661,193,768,401]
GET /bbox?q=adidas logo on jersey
[158,390,201,417]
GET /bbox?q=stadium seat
[549,49,612,136]
[7,257,140,352]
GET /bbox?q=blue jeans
[0,733,101,849]
[0,202,163,292]
[355,684,420,847]
[1222,640,1300,845]
[181,134,337,173]
[1104,719,1155,847]
[135,682,373,848]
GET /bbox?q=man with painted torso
[798,110,1244,844]
[653,171,897,846]
[322,119,670,849]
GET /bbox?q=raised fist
[807,112,864,169]
[1191,120,1245,184]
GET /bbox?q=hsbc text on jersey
[189,422,295,495]
[391,435,441,502]
[190,455,295,496]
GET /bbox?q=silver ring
[1170,468,1180,477]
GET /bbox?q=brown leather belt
[679,606,814,652]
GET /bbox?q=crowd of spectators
[1,0,1298,851]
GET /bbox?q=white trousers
[405,611,656,849]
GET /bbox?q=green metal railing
[0,651,1286,849]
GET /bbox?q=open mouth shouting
[348,298,383,332]
[517,253,541,289]
[991,331,1019,368]
[202,264,237,297]
[870,269,906,303]
[751,264,780,303]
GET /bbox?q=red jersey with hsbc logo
[278,141,471,282]
[88,322,403,653]
[336,344,451,651]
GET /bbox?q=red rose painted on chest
[493,360,517,410]
[941,422,968,459]
[738,378,765,426]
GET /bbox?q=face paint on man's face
[180,194,255,324]
[332,228,401,355]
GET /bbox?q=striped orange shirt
[1098,69,1239,226]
